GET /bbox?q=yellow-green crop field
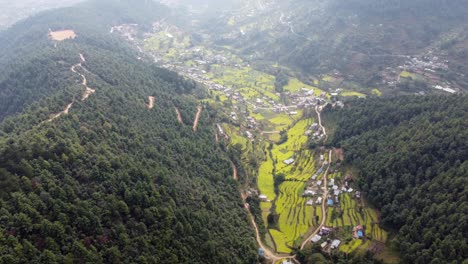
[400,71,417,78]
[257,118,321,253]
[340,239,363,254]
[371,89,382,96]
[329,193,388,252]
[284,78,326,97]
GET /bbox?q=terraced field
[257,118,323,253]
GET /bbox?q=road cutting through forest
[147,96,155,109]
[47,53,96,122]
[192,105,202,131]
[231,163,296,263]
[175,107,183,124]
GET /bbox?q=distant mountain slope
[0,0,84,30]
[0,0,168,121]
[324,95,468,263]
[202,0,467,92]
[0,1,257,263]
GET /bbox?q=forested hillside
[324,96,468,263]
[0,0,257,263]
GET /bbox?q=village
[112,21,388,260]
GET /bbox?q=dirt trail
[315,105,327,141]
[231,162,294,263]
[175,108,183,124]
[300,149,333,250]
[71,54,96,101]
[47,101,74,122]
[231,162,238,181]
[147,96,155,109]
[47,54,95,123]
[192,105,202,131]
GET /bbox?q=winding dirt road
[147,96,155,109]
[315,105,327,141]
[71,53,96,101]
[192,105,202,131]
[231,162,293,263]
[47,53,94,122]
[175,107,183,124]
[47,101,74,122]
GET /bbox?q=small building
[355,191,361,198]
[320,155,324,161]
[283,158,295,165]
[311,235,322,243]
[317,180,322,186]
[306,199,314,206]
[327,199,334,206]
[282,260,292,264]
[331,239,341,249]
[347,188,354,193]
[357,230,364,238]
[316,197,323,204]
[289,111,298,115]
[320,241,328,248]
[259,195,268,201]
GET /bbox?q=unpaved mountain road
[192,105,202,131]
[175,107,183,124]
[147,96,155,109]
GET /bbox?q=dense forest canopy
[324,95,468,263]
[0,0,257,263]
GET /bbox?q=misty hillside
[200,0,467,93]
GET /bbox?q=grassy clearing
[284,78,325,97]
[371,89,382,96]
[340,239,363,254]
[341,91,366,97]
[322,75,336,82]
[400,71,417,78]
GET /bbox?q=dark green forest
[324,95,468,263]
[0,0,257,263]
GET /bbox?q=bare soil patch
[175,108,183,124]
[147,96,155,109]
[49,30,76,41]
[334,148,345,161]
[192,105,202,131]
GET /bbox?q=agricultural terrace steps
[232,162,295,263]
[300,149,333,250]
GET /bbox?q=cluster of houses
[305,122,324,140]
[310,225,366,252]
[310,227,342,250]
